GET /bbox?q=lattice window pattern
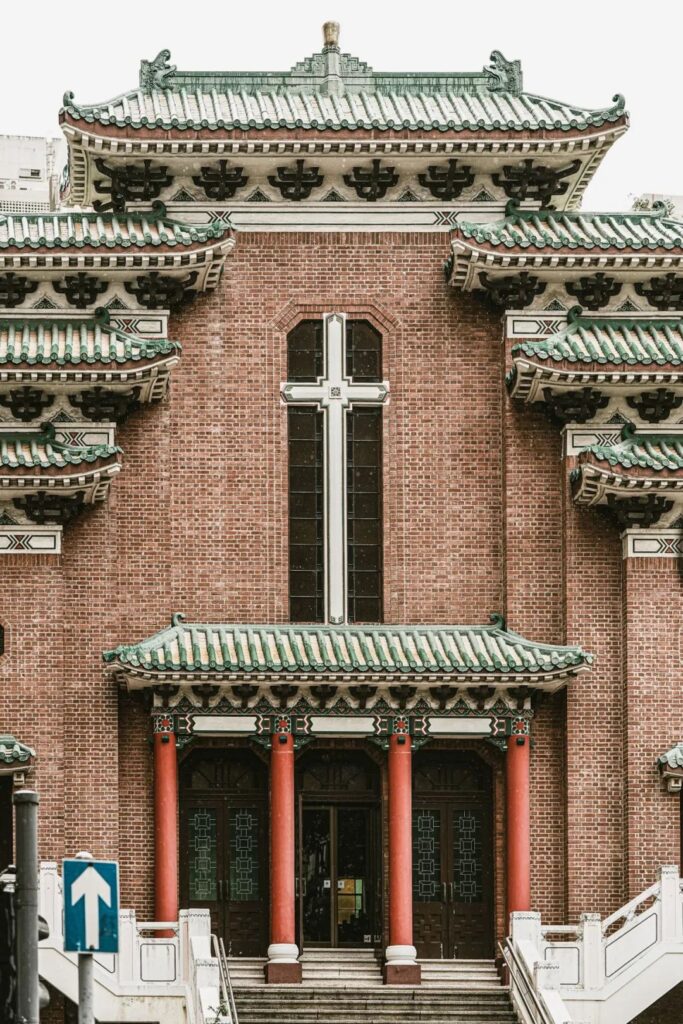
[188,808,217,902]
[453,809,483,903]
[228,807,260,901]
[412,808,441,900]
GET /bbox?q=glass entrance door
[300,804,376,947]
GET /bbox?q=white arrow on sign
[71,865,112,950]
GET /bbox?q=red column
[265,733,301,983]
[153,728,178,928]
[385,734,420,984]
[506,734,531,927]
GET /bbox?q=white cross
[281,313,389,624]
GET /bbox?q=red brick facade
[1,228,680,944]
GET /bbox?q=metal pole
[75,851,95,1024]
[14,790,39,1024]
[78,954,94,1024]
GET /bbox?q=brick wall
[0,229,679,957]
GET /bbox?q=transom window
[283,314,387,624]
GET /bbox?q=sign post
[63,853,119,1024]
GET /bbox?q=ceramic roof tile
[658,743,683,769]
[0,734,35,766]
[103,617,591,677]
[512,314,683,367]
[0,426,120,469]
[63,86,626,134]
[581,426,683,472]
[0,316,180,366]
[0,206,231,250]
[455,202,683,252]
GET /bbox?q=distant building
[0,134,65,213]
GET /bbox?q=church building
[2,23,683,1023]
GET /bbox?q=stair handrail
[601,879,660,934]
[212,934,239,1024]
[500,939,567,1024]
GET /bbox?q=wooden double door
[412,752,494,959]
[180,749,268,956]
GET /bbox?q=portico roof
[104,614,592,686]
[0,426,120,470]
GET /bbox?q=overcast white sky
[2,0,681,210]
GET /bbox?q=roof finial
[323,21,340,48]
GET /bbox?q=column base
[265,943,302,984]
[384,945,420,985]
[384,962,421,985]
[264,961,302,984]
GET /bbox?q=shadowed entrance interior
[297,748,381,949]
[180,747,268,956]
[413,750,494,959]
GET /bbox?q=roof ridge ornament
[171,612,186,627]
[485,50,523,95]
[139,49,176,92]
[566,305,584,325]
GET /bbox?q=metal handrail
[499,939,554,1024]
[212,934,239,1024]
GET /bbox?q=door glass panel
[336,808,370,944]
[302,808,331,942]
[453,809,483,903]
[229,807,260,901]
[413,808,441,901]
[188,807,218,902]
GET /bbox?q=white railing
[507,865,683,1024]
[39,862,229,1023]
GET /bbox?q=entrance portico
[105,616,591,982]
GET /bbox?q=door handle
[218,879,223,901]
[449,881,455,901]
[442,882,447,903]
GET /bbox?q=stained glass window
[453,809,483,903]
[188,808,217,902]
[347,407,382,622]
[228,807,260,901]
[412,808,441,900]
[288,408,324,622]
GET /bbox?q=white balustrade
[507,865,683,1024]
[38,862,229,1023]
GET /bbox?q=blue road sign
[63,859,119,954]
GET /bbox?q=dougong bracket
[566,273,622,311]
[93,158,174,213]
[268,160,324,201]
[635,274,683,312]
[124,271,198,311]
[192,161,248,201]
[0,387,54,422]
[0,273,38,308]
[478,271,546,309]
[53,273,108,309]
[492,159,581,207]
[343,160,399,201]
[417,160,474,201]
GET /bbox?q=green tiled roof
[63,88,626,135]
[0,204,230,250]
[103,616,591,678]
[512,311,683,367]
[0,315,180,367]
[658,742,683,770]
[455,202,683,251]
[61,43,625,135]
[0,425,120,469]
[0,735,35,766]
[582,426,683,472]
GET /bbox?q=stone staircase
[230,951,518,1023]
